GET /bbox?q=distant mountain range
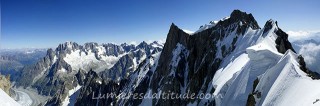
[0,49,47,80]
[10,41,162,105]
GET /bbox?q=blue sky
[1,0,320,48]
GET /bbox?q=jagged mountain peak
[263,19,277,33]
[84,42,99,46]
[120,42,134,46]
[15,39,165,105]
[150,41,159,44]
[184,10,261,35]
[64,41,79,47]
[263,20,296,53]
[55,41,80,52]
[230,10,255,21]
[137,41,148,46]
[169,23,187,34]
[83,42,99,50]
[136,41,149,50]
[230,10,254,20]
[150,41,163,47]
[170,22,178,28]
[221,9,260,29]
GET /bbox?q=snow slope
[256,50,320,106]
[211,20,280,105]
[0,89,21,106]
[64,49,124,73]
[117,52,161,106]
[62,85,82,106]
[212,20,320,106]
[212,53,249,96]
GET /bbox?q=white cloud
[146,40,153,44]
[144,38,166,45]
[287,30,320,42]
[287,30,311,37]
[157,38,166,44]
[298,43,320,72]
[128,38,166,46]
[129,41,137,45]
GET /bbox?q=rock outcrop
[0,74,11,95]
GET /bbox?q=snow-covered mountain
[72,10,320,106]
[7,10,320,106]
[14,41,163,105]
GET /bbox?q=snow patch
[169,43,189,76]
[194,16,230,34]
[58,68,67,73]
[182,29,194,35]
[64,49,124,72]
[62,85,82,106]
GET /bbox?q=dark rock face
[151,25,212,105]
[149,23,190,105]
[274,24,296,54]
[83,42,99,50]
[0,74,12,95]
[102,43,126,57]
[217,10,260,35]
[148,10,262,105]
[44,87,67,106]
[99,41,163,81]
[55,42,80,57]
[74,70,128,106]
[75,69,86,85]
[75,52,160,106]
[101,54,135,81]
[45,70,88,106]
[153,23,189,79]
[298,55,320,79]
[246,78,260,106]
[263,20,296,54]
[137,41,162,56]
[121,43,136,52]
[229,10,260,29]
[16,49,56,87]
[31,58,74,96]
[262,20,274,35]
